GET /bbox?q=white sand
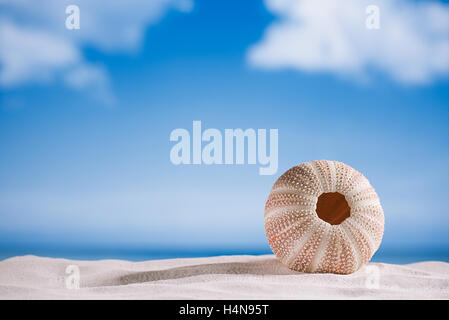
[0,254,448,299]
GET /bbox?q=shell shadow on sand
[98,257,300,287]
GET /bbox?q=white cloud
[0,19,80,86]
[248,0,449,84]
[64,64,115,106]
[0,0,193,104]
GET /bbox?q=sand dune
[0,254,448,299]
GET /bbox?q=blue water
[0,244,272,262]
[0,244,448,264]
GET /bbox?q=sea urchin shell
[264,160,384,274]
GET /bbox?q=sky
[0,0,448,261]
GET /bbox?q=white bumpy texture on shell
[264,160,384,274]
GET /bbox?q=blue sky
[0,0,448,261]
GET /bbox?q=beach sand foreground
[0,254,448,299]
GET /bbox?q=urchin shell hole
[316,192,350,225]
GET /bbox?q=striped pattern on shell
[264,160,384,274]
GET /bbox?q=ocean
[0,244,448,264]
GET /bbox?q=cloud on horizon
[0,0,193,104]
[248,0,449,84]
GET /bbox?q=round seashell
[264,160,384,274]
